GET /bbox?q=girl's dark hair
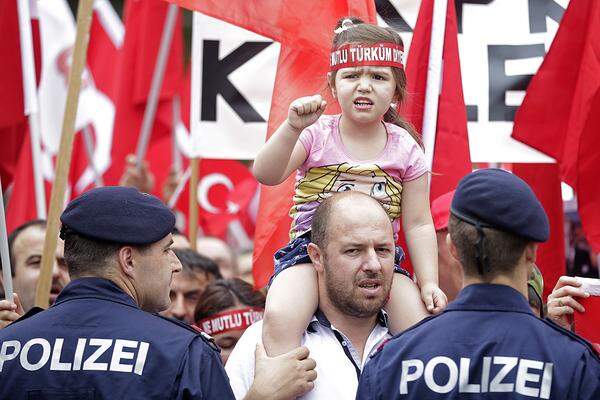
[194,278,266,323]
[330,17,422,148]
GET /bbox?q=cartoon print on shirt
[290,163,403,237]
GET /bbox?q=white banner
[190,13,280,159]
[190,0,569,162]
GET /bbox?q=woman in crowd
[195,278,265,364]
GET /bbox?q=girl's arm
[253,122,308,185]
[253,95,326,185]
[401,174,445,310]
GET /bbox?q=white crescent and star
[197,173,240,214]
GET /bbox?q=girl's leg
[385,273,430,334]
[262,263,318,356]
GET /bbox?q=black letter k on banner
[201,40,272,122]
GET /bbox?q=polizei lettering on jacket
[0,338,149,375]
[399,356,553,398]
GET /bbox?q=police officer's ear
[117,246,136,278]
[446,233,460,263]
[307,243,325,273]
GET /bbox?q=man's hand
[547,276,589,330]
[162,168,180,204]
[245,344,317,400]
[0,294,24,329]
[119,154,155,194]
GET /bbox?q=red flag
[103,0,184,195]
[512,164,565,300]
[6,1,122,231]
[173,160,257,238]
[170,0,377,287]
[403,0,471,202]
[0,0,41,188]
[512,0,600,252]
[397,0,471,274]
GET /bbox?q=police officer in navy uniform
[357,169,600,399]
[0,186,235,399]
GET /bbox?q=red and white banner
[172,159,258,242]
[197,307,264,335]
[6,0,123,232]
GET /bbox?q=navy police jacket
[0,278,235,399]
[357,284,600,399]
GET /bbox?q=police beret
[60,186,176,245]
[450,169,549,242]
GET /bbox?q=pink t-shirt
[289,114,428,239]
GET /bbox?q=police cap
[60,186,175,245]
[451,169,549,242]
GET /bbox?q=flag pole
[35,0,95,308]
[0,177,14,302]
[421,0,448,178]
[188,158,200,250]
[135,4,179,167]
[17,0,46,219]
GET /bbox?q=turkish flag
[512,0,600,252]
[173,160,256,238]
[103,0,184,196]
[169,0,377,287]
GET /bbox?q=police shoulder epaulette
[156,315,220,353]
[7,306,45,327]
[541,317,600,360]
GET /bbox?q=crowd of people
[0,16,599,400]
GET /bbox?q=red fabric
[171,0,377,288]
[87,12,120,101]
[431,190,454,232]
[403,0,471,202]
[574,294,600,344]
[174,160,256,238]
[512,164,565,300]
[5,130,50,233]
[330,43,405,70]
[103,0,184,195]
[5,5,120,231]
[197,307,263,335]
[0,0,41,187]
[512,0,600,252]
[398,0,470,274]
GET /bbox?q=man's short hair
[174,248,222,279]
[311,196,337,250]
[311,192,387,250]
[448,214,529,279]
[63,232,148,277]
[7,219,47,277]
